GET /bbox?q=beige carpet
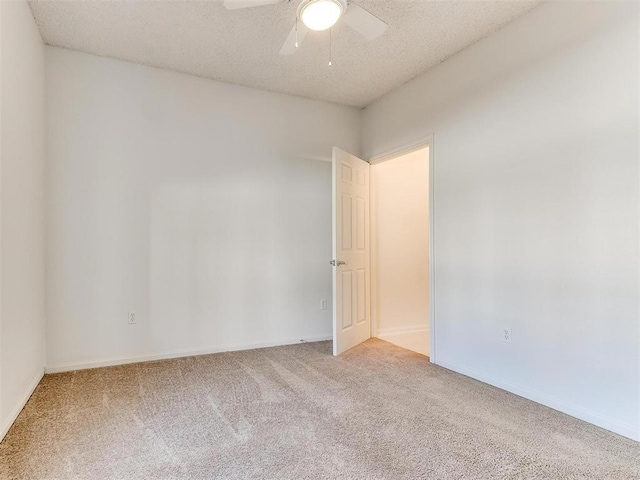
[0,339,637,479]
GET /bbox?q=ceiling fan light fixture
[299,0,345,32]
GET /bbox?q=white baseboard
[436,359,639,442]
[375,324,429,337]
[45,334,333,374]
[376,326,430,357]
[0,369,44,443]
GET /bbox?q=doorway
[331,142,433,359]
[371,147,430,356]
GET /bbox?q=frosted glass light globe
[300,0,344,31]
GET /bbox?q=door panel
[332,147,371,355]
[342,194,352,249]
[341,271,353,329]
[357,269,366,324]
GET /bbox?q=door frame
[367,134,436,363]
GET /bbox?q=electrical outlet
[502,328,512,343]
[320,299,327,310]
[128,311,137,325]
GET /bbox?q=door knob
[330,260,346,266]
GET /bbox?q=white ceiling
[28,0,541,108]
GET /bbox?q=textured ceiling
[28,0,542,108]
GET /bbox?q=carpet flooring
[0,339,637,479]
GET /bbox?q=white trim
[369,136,433,165]
[370,163,379,338]
[428,138,436,363]
[367,134,437,364]
[375,324,429,337]
[45,335,332,374]
[331,147,339,356]
[436,359,640,442]
[0,369,44,443]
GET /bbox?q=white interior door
[332,147,371,355]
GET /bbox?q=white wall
[0,0,46,440]
[363,1,639,440]
[371,148,429,343]
[45,47,361,371]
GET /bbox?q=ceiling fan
[222,0,388,56]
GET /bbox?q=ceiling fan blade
[341,3,388,40]
[223,0,288,10]
[279,22,308,55]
